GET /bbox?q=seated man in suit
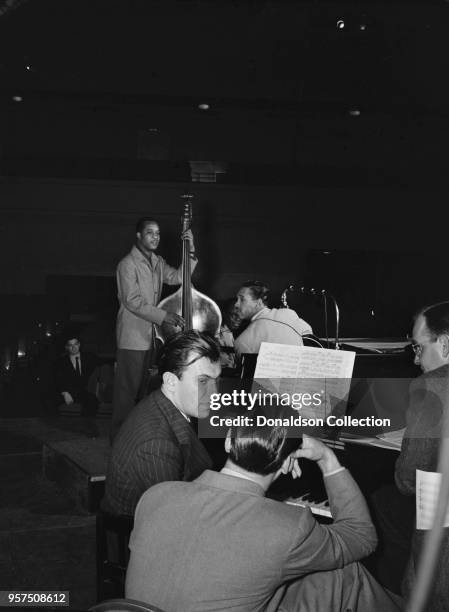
[102,330,221,517]
[50,335,100,432]
[126,425,402,612]
[234,281,312,356]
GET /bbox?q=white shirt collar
[251,307,269,322]
[177,408,191,422]
[221,466,261,485]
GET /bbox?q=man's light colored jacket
[116,246,196,350]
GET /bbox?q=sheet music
[253,343,302,379]
[253,343,356,419]
[416,469,449,530]
[254,343,355,379]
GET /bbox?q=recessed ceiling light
[349,108,361,117]
[198,103,210,110]
[12,95,23,102]
[336,19,345,30]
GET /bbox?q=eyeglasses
[407,335,438,358]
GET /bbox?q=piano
[263,339,416,519]
[286,492,332,519]
[267,437,401,521]
[214,338,417,520]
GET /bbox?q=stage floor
[0,412,112,610]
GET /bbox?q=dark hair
[228,424,301,476]
[61,325,82,346]
[135,217,159,234]
[417,301,449,338]
[240,280,269,305]
[158,330,221,377]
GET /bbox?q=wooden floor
[0,411,112,611]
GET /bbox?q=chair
[96,511,134,601]
[89,598,165,612]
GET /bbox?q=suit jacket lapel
[153,390,212,479]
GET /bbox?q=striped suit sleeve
[135,438,184,486]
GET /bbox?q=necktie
[75,356,81,376]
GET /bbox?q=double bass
[156,195,222,341]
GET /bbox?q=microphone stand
[280,285,341,350]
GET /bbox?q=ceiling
[0,0,447,186]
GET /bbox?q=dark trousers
[276,561,403,612]
[363,484,415,595]
[110,349,147,442]
[46,389,98,417]
[74,390,99,417]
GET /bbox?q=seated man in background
[234,281,312,356]
[49,334,100,436]
[126,426,402,612]
[102,330,221,517]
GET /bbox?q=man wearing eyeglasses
[397,302,449,491]
[370,301,449,608]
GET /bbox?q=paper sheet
[253,343,356,419]
[416,469,449,530]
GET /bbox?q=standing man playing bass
[111,216,197,441]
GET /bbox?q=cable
[253,317,308,340]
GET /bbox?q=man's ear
[162,371,178,389]
[224,428,232,454]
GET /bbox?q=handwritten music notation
[253,343,356,420]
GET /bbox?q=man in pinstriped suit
[103,330,221,517]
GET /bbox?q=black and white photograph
[0,1,448,611]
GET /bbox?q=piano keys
[268,437,400,522]
[286,492,332,519]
